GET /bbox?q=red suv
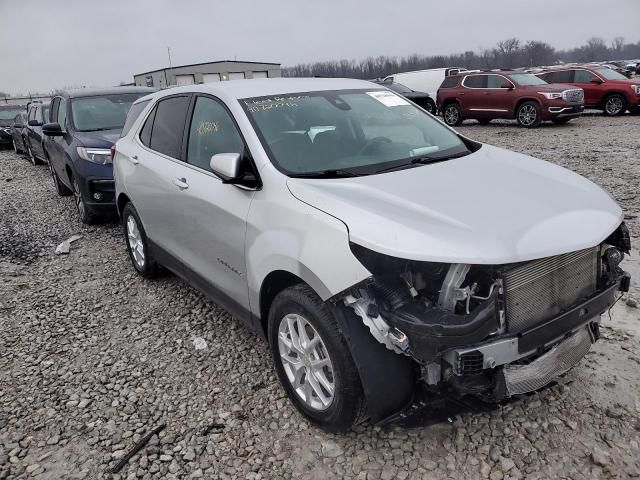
[437,71,585,128]
[535,65,640,116]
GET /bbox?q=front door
[46,97,73,188]
[572,69,605,106]
[176,94,256,314]
[486,74,515,116]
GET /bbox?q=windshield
[242,89,470,177]
[0,109,23,120]
[71,93,147,132]
[596,68,627,80]
[509,73,547,86]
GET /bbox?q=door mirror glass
[42,122,64,136]
[28,119,42,127]
[210,153,242,181]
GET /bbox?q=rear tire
[268,284,366,432]
[442,103,463,126]
[516,101,542,128]
[122,203,161,278]
[603,94,627,116]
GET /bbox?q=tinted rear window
[463,75,487,88]
[440,76,459,88]
[121,99,150,137]
[149,96,190,159]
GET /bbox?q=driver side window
[57,99,68,132]
[573,70,596,83]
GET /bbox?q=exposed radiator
[503,248,598,333]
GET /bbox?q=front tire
[421,98,436,115]
[516,101,542,128]
[26,142,39,165]
[50,162,72,196]
[122,203,161,278]
[72,174,95,224]
[268,284,365,432]
[603,94,627,116]
[442,103,463,126]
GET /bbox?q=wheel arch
[117,192,131,218]
[600,90,631,106]
[514,97,542,115]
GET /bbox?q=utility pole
[167,47,174,86]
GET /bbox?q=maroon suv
[535,65,640,116]
[437,71,585,128]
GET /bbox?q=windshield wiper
[79,127,118,132]
[375,151,471,174]
[290,168,364,179]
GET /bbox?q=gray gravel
[1,113,639,479]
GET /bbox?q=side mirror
[210,153,242,182]
[42,122,64,136]
[28,119,42,127]
[590,77,603,84]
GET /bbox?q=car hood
[74,129,121,148]
[529,83,579,92]
[286,144,623,264]
[0,119,14,127]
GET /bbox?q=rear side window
[121,99,150,137]
[463,75,487,88]
[487,75,510,88]
[139,106,156,147]
[149,96,190,158]
[440,76,459,88]
[542,70,573,83]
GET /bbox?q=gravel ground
[1,113,639,480]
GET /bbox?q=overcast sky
[1,0,638,95]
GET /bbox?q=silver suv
[114,78,630,432]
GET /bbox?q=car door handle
[172,177,189,190]
[126,155,139,165]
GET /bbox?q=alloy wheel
[444,106,458,125]
[126,215,146,269]
[277,313,335,411]
[72,177,86,220]
[605,96,624,115]
[518,104,537,126]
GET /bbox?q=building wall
[133,61,281,88]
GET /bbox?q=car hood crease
[287,145,623,264]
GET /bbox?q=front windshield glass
[509,73,547,86]
[242,89,470,177]
[0,109,23,120]
[596,68,627,80]
[71,93,147,132]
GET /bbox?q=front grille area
[503,248,598,333]
[562,89,584,103]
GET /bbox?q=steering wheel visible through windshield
[241,89,471,177]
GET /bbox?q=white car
[382,67,467,98]
[113,78,631,431]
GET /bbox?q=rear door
[174,94,256,314]
[123,95,192,267]
[460,74,488,113]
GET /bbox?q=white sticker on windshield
[366,91,410,107]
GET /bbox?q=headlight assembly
[77,147,112,165]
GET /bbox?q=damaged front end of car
[333,222,631,422]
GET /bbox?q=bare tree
[611,36,625,54]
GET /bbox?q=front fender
[246,181,371,317]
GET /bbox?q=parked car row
[3,78,632,432]
[433,63,640,127]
